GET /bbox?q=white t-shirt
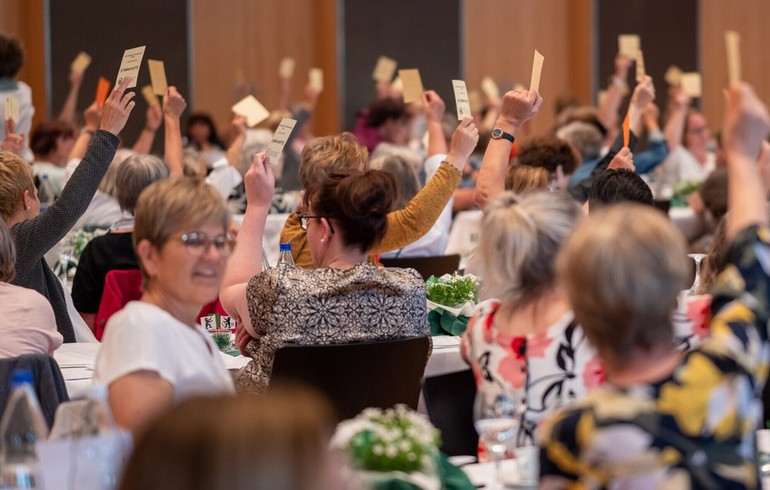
[32,161,68,198]
[0,282,62,357]
[654,145,716,193]
[95,302,234,400]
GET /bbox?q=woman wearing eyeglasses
[95,176,235,436]
[221,153,430,393]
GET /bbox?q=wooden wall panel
[700,0,770,134]
[191,0,339,136]
[463,0,592,137]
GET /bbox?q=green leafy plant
[212,333,231,351]
[426,274,478,308]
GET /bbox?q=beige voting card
[664,65,683,86]
[481,76,500,99]
[681,73,702,97]
[4,95,19,124]
[618,34,640,57]
[399,69,424,104]
[452,80,472,120]
[141,85,160,107]
[468,90,483,113]
[530,50,544,92]
[231,95,270,127]
[266,118,298,161]
[597,89,608,107]
[147,59,167,95]
[116,46,146,88]
[70,51,92,74]
[279,57,296,79]
[635,50,646,83]
[372,56,398,82]
[725,31,741,87]
[390,76,403,93]
[309,68,324,91]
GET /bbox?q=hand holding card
[99,77,136,136]
[265,118,297,161]
[115,46,146,88]
[232,95,270,127]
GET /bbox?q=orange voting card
[95,77,111,105]
[622,111,630,147]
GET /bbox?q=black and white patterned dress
[237,262,429,393]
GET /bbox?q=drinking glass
[688,253,707,295]
[58,236,75,290]
[473,389,521,488]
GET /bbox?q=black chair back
[270,336,431,421]
[379,254,461,281]
[422,369,478,456]
[0,355,69,428]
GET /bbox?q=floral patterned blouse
[538,225,770,488]
[237,262,430,393]
[461,301,603,445]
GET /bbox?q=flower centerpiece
[331,405,473,490]
[671,179,701,208]
[52,228,106,279]
[426,274,479,336]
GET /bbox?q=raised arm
[663,88,691,153]
[374,117,478,253]
[597,54,632,131]
[162,86,187,176]
[57,70,84,124]
[473,89,543,210]
[422,90,447,157]
[2,119,24,155]
[67,102,102,161]
[13,78,134,271]
[220,152,275,337]
[132,104,162,155]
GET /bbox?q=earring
[320,238,325,243]
[26,206,30,210]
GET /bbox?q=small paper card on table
[70,51,92,74]
[530,49,545,92]
[664,65,683,86]
[309,67,324,91]
[115,45,146,88]
[95,77,111,105]
[481,76,499,99]
[372,56,398,82]
[618,34,640,57]
[279,57,295,79]
[680,72,702,97]
[265,118,298,161]
[4,95,19,124]
[635,50,646,83]
[141,85,160,107]
[452,80,471,120]
[147,59,167,95]
[231,95,270,127]
[725,30,741,87]
[399,69,424,104]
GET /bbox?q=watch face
[491,128,502,138]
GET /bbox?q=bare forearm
[426,120,447,157]
[727,153,767,241]
[58,83,81,123]
[164,116,183,175]
[132,127,157,155]
[68,131,93,160]
[664,106,687,152]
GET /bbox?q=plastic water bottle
[0,370,48,489]
[276,243,295,267]
[37,176,54,213]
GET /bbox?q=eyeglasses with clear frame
[299,215,335,233]
[178,231,234,257]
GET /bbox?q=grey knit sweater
[11,131,119,342]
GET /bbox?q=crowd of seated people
[0,17,769,488]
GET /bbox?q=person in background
[504,165,549,194]
[30,120,76,197]
[587,168,654,210]
[221,155,430,393]
[185,113,226,167]
[538,83,770,488]
[95,176,235,436]
[0,34,34,161]
[516,135,579,191]
[119,387,339,490]
[0,77,135,343]
[0,220,61,357]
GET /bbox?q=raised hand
[422,90,446,123]
[99,77,136,136]
[630,76,655,110]
[723,83,770,160]
[244,152,276,209]
[608,147,635,171]
[498,89,543,132]
[84,102,102,131]
[163,86,187,120]
[1,119,24,154]
[446,116,480,171]
[145,104,163,131]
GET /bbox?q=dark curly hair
[0,34,24,78]
[366,97,408,128]
[517,135,579,175]
[303,169,396,253]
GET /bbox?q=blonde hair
[119,386,335,490]
[480,191,581,305]
[504,166,549,194]
[0,220,15,282]
[299,132,369,190]
[556,204,688,365]
[0,151,35,220]
[369,154,419,210]
[133,177,230,282]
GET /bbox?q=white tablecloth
[424,336,466,378]
[445,210,483,258]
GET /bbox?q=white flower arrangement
[332,405,442,489]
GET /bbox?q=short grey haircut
[556,121,603,160]
[115,154,169,213]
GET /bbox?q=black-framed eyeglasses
[299,215,334,233]
[179,231,234,257]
